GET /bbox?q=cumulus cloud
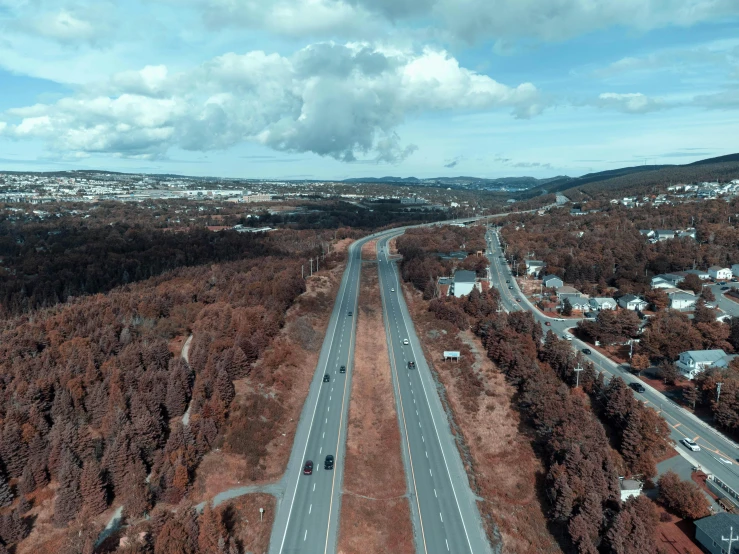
[0,43,544,162]
[592,92,666,113]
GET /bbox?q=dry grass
[221,493,275,554]
[361,239,378,260]
[337,265,414,554]
[401,282,563,554]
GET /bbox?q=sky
[1,1,739,180]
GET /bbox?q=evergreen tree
[80,459,108,517]
[0,473,13,508]
[53,449,83,527]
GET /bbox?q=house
[694,512,739,554]
[731,263,739,278]
[542,275,564,289]
[617,294,648,311]
[619,478,643,502]
[657,273,686,287]
[678,229,697,240]
[589,297,617,311]
[556,286,582,298]
[685,269,711,280]
[524,260,545,277]
[639,229,654,238]
[709,266,733,281]
[436,277,452,297]
[655,230,676,241]
[563,297,590,312]
[669,291,697,310]
[650,277,673,289]
[450,270,479,298]
[676,349,736,380]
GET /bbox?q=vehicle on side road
[323,374,330,383]
[545,321,551,326]
[303,460,314,474]
[324,455,334,470]
[681,438,701,452]
[564,335,573,341]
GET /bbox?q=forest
[0,219,348,552]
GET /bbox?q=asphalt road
[485,228,739,504]
[376,235,493,554]
[270,234,369,554]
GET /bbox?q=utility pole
[722,526,738,553]
[574,363,584,388]
[717,382,723,403]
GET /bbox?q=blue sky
[1,0,738,179]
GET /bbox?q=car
[516,298,522,302]
[403,338,409,345]
[564,335,573,341]
[347,311,353,316]
[323,374,330,383]
[324,455,334,470]
[340,365,346,373]
[719,281,727,285]
[408,361,415,369]
[629,382,646,393]
[582,348,592,355]
[556,318,565,322]
[681,438,701,452]
[722,286,730,291]
[505,280,511,283]
[303,460,314,475]
[508,286,514,290]
[391,288,395,292]
[718,457,733,465]
[545,321,551,326]
[732,278,738,282]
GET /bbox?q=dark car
[508,286,514,289]
[630,382,646,393]
[722,286,730,291]
[323,374,330,383]
[408,361,415,369]
[347,311,353,316]
[545,321,551,326]
[516,298,522,302]
[324,455,334,470]
[582,348,592,355]
[303,460,313,475]
[340,365,346,373]
[506,280,511,283]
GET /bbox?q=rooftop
[695,512,739,542]
[682,349,727,363]
[453,270,477,283]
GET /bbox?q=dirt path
[337,264,414,554]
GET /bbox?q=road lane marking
[313,483,316,491]
[309,504,312,514]
[440,512,443,523]
[304,530,307,541]
[434,489,437,498]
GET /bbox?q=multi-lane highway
[376,234,493,554]
[270,233,373,554]
[485,227,739,504]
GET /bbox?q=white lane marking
[309,504,312,514]
[328,406,330,412]
[325,418,328,423]
[430,468,433,477]
[322,432,325,439]
[434,489,437,498]
[426,451,428,458]
[440,512,443,523]
[419,421,421,427]
[446,539,450,551]
[304,530,307,541]
[320,446,322,455]
[313,483,316,492]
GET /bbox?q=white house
[676,349,735,380]
[650,277,673,289]
[563,297,590,312]
[668,291,697,310]
[450,270,478,298]
[524,260,545,277]
[655,230,676,241]
[589,297,617,311]
[619,478,643,502]
[617,294,648,311]
[708,266,732,280]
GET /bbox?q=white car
[403,339,409,345]
[391,288,395,292]
[564,335,573,341]
[681,438,701,452]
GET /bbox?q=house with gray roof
[655,229,676,241]
[450,270,478,298]
[617,294,648,311]
[676,349,737,379]
[669,291,697,310]
[524,260,544,277]
[589,297,617,311]
[542,275,563,289]
[694,512,739,554]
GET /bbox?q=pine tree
[18,465,36,496]
[216,369,235,407]
[0,473,13,508]
[80,459,108,518]
[0,420,29,478]
[198,505,226,553]
[28,433,50,488]
[53,449,83,527]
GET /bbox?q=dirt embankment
[401,282,563,554]
[192,250,350,501]
[337,264,414,554]
[361,239,378,260]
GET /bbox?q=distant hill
[341,175,561,191]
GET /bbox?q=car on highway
[303,460,314,475]
[516,298,522,302]
[408,361,415,369]
[508,286,514,290]
[391,288,395,292]
[403,338,409,345]
[545,321,551,326]
[340,365,346,373]
[324,455,334,470]
[629,382,646,393]
[681,438,701,452]
[323,374,330,383]
[505,280,510,283]
[582,348,592,355]
[347,311,353,316]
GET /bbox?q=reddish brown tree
[80,458,107,518]
[657,470,711,519]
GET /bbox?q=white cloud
[593,92,666,113]
[0,43,544,162]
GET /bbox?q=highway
[270,233,373,554]
[376,234,493,554]
[485,227,739,505]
